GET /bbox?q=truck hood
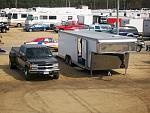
[28,57,58,65]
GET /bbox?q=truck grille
[37,65,53,70]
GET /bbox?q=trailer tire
[24,67,31,81]
[68,57,73,66]
[53,72,59,79]
[65,56,69,64]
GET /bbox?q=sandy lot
[0,28,150,113]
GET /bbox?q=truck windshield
[26,47,52,58]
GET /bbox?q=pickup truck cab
[54,21,85,33]
[9,44,60,80]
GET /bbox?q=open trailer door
[77,38,88,67]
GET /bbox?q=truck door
[17,46,26,68]
[77,38,88,67]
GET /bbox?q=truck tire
[43,28,46,31]
[59,28,64,31]
[53,72,59,79]
[9,59,16,69]
[1,28,6,33]
[136,45,142,52]
[24,67,31,81]
[29,29,33,32]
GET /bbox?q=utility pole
[68,0,70,7]
[107,0,109,9]
[66,0,68,7]
[123,0,126,10]
[15,0,17,8]
[117,0,119,35]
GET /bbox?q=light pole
[116,0,119,35]
[15,0,17,8]
[107,0,109,9]
[66,0,68,7]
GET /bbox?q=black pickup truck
[0,22,9,33]
[9,44,60,80]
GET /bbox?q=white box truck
[58,30,137,75]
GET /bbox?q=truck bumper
[29,69,60,75]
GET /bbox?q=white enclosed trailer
[58,30,137,75]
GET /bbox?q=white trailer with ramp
[58,30,137,75]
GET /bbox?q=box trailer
[58,30,137,75]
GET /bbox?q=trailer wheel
[24,67,31,81]
[108,71,112,76]
[65,56,69,64]
[68,57,73,66]
[53,72,59,79]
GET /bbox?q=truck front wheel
[1,28,6,33]
[24,67,31,81]
[53,72,59,79]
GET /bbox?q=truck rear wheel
[136,45,142,52]
[9,60,16,69]
[24,67,31,81]
[53,72,59,79]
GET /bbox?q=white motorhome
[7,11,33,27]
[25,7,92,26]
[58,30,137,75]
[25,12,78,27]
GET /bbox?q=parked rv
[7,12,32,27]
[0,11,8,24]
[58,30,137,75]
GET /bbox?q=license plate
[44,71,49,74]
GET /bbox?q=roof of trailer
[60,30,137,42]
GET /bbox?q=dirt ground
[0,28,150,113]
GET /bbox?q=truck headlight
[53,63,58,67]
[30,64,38,69]
[31,64,38,67]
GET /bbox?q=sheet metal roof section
[60,30,137,43]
